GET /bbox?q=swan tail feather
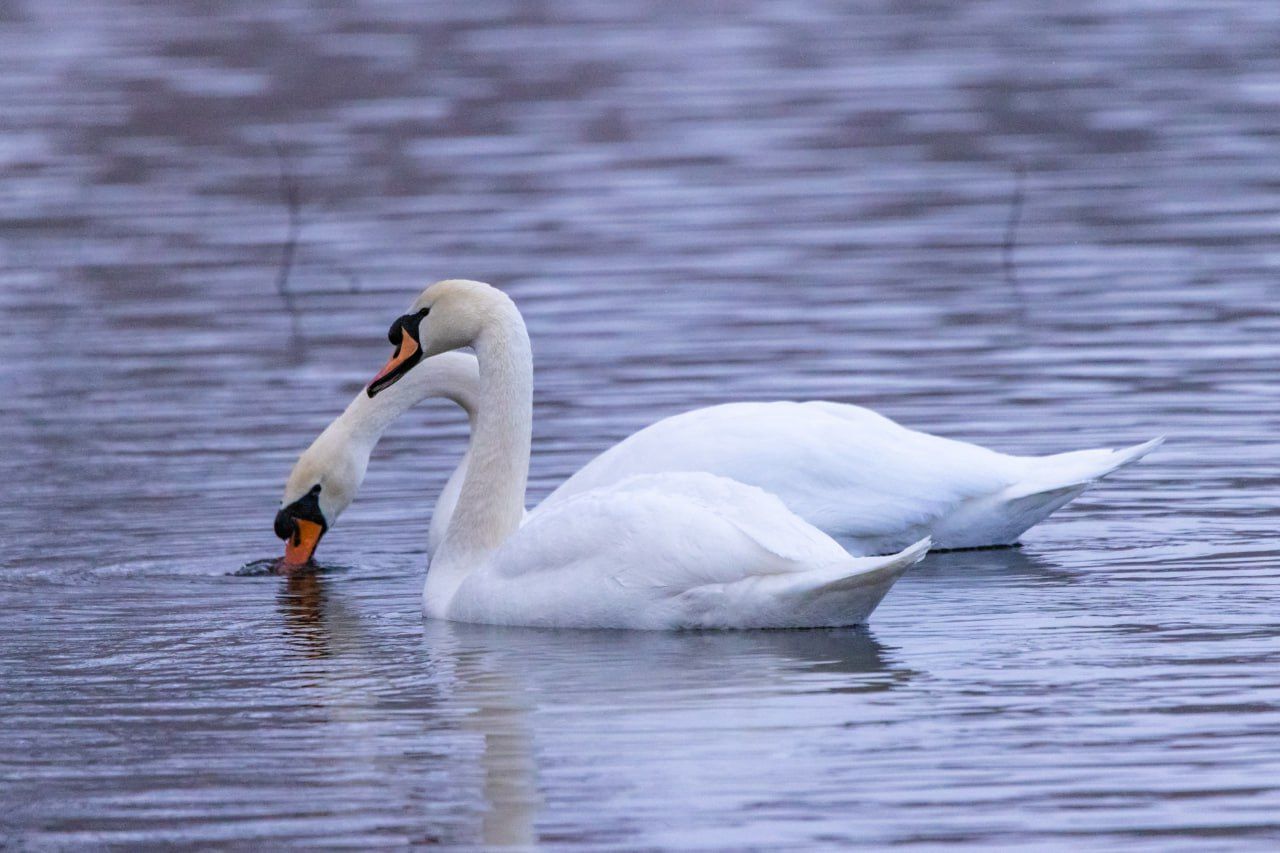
[929,438,1163,550]
[687,537,930,628]
[807,535,932,593]
[1008,436,1165,500]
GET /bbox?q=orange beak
[283,518,325,568]
[367,334,420,396]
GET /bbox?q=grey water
[2,0,1278,848]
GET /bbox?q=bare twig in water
[272,140,304,352]
[332,262,362,293]
[1002,163,1030,329]
[297,259,363,294]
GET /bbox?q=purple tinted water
[2,1,1278,847]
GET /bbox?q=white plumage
[446,471,928,629]
[541,401,1163,554]
[285,352,1159,560]
[281,280,933,629]
[279,279,1161,627]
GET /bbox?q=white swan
[276,350,487,562]
[545,406,1162,555]
[276,280,929,629]
[279,336,1160,563]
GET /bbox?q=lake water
[3,0,1279,847]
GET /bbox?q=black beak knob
[274,508,295,541]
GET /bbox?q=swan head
[275,347,484,568]
[367,279,503,397]
[275,430,364,567]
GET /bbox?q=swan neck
[428,300,532,603]
[341,355,480,449]
[341,389,413,450]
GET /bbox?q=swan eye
[275,485,327,542]
[387,308,429,346]
[408,306,430,335]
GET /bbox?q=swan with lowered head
[276,280,929,629]
[276,350,493,562]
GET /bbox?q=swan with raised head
[276,279,928,629]
[279,329,1160,563]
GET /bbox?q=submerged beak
[274,485,328,571]
[283,518,325,567]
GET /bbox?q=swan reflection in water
[277,571,332,659]
[912,545,1076,584]
[273,569,542,846]
[274,570,918,846]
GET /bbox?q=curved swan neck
[285,352,482,525]
[430,293,532,594]
[339,351,481,449]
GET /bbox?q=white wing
[539,402,1011,551]
[538,402,1159,553]
[444,472,927,629]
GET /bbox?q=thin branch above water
[1002,163,1030,331]
[272,140,304,355]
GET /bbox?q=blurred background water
[2,0,1279,847]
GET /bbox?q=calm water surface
[2,0,1279,848]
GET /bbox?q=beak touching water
[274,484,327,570]
[282,517,324,566]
